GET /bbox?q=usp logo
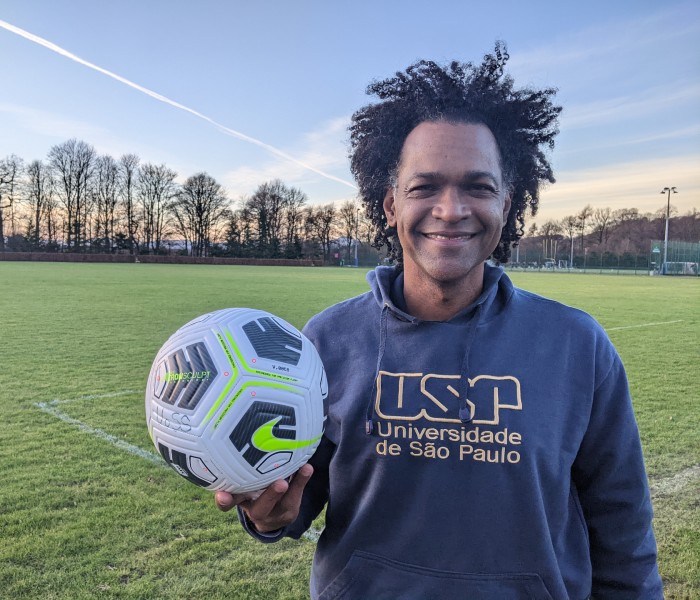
[375,372,523,425]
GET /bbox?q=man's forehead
[401,120,497,149]
[397,121,502,176]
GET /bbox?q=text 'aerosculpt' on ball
[145,308,328,495]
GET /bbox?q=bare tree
[358,208,373,246]
[284,186,308,258]
[592,207,613,246]
[338,199,361,264]
[48,139,96,250]
[118,154,140,255]
[93,154,119,252]
[560,215,578,267]
[674,208,699,242]
[304,203,336,262]
[223,204,245,257]
[0,155,24,251]
[609,208,643,254]
[24,160,55,248]
[138,163,177,254]
[245,180,290,257]
[576,204,593,252]
[612,207,639,224]
[239,206,255,254]
[170,172,229,256]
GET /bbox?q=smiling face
[383,121,511,294]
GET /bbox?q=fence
[508,249,652,275]
[650,240,700,276]
[0,252,323,267]
[508,241,699,276]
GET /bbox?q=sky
[1,0,698,226]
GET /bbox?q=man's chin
[421,261,486,287]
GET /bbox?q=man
[216,44,663,599]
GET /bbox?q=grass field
[1,262,698,599]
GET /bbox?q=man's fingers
[215,491,236,512]
[214,465,314,532]
[244,478,290,521]
[284,464,314,504]
[256,464,314,526]
[214,491,255,512]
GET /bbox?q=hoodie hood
[363,263,514,432]
[366,263,513,324]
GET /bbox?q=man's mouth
[424,232,476,240]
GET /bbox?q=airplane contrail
[0,19,357,190]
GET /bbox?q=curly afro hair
[349,42,561,265]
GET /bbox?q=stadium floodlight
[660,187,678,274]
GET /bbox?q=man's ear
[502,191,512,222]
[383,188,397,227]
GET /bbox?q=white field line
[44,389,140,405]
[35,400,163,465]
[303,527,323,543]
[650,464,700,498]
[607,320,683,331]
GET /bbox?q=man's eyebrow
[463,170,499,184]
[406,170,500,185]
[407,171,443,181]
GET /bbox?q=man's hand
[214,464,314,533]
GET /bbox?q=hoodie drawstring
[364,301,486,434]
[458,303,484,423]
[365,303,390,435]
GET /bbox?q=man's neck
[402,266,485,321]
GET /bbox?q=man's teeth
[427,233,473,240]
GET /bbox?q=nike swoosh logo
[251,417,321,452]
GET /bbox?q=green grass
[0,262,698,598]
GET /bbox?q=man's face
[383,121,511,288]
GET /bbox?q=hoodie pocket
[318,550,554,600]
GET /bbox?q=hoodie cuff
[237,507,285,543]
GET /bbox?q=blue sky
[1,0,698,225]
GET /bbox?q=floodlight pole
[660,187,677,274]
[354,208,360,267]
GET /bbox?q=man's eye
[406,184,436,197]
[466,184,497,196]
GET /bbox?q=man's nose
[432,187,472,221]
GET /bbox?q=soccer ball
[145,308,327,496]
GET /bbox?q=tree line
[0,140,377,263]
[1,140,697,264]
[517,203,699,268]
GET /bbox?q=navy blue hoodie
[242,265,662,600]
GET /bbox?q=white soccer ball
[145,308,327,495]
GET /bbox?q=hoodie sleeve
[572,342,663,598]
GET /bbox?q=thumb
[215,491,236,512]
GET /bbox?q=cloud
[559,124,700,157]
[508,4,700,82]
[0,102,106,143]
[222,116,354,196]
[561,82,700,130]
[0,102,181,167]
[536,154,700,222]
